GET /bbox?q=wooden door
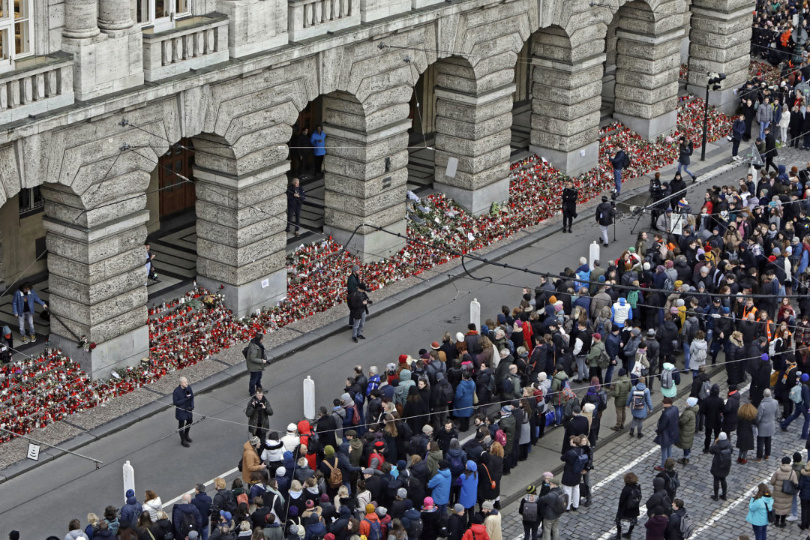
[159,138,196,218]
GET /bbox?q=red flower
[89,342,96,350]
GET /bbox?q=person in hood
[709,432,733,501]
[645,506,669,539]
[659,363,680,400]
[687,331,708,376]
[120,490,141,530]
[395,370,415,406]
[461,514,489,540]
[303,513,326,540]
[645,477,672,519]
[626,382,653,438]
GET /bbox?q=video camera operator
[648,172,671,230]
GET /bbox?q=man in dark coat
[173,376,194,447]
[654,398,680,471]
[751,355,773,407]
[702,384,725,453]
[285,177,306,237]
[645,477,672,518]
[595,196,615,247]
[722,386,740,436]
[348,289,368,343]
[172,493,203,537]
[764,126,779,174]
[346,265,367,327]
[246,387,273,441]
[561,179,578,233]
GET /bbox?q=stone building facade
[0,0,750,376]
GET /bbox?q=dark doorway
[159,138,196,219]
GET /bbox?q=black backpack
[622,153,631,169]
[627,485,642,510]
[177,511,196,537]
[522,498,539,522]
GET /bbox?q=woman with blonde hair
[85,513,100,539]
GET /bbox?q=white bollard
[123,460,135,504]
[303,375,316,421]
[470,298,481,332]
[589,241,600,268]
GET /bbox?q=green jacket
[610,374,632,405]
[676,405,698,450]
[587,342,608,369]
[246,341,265,372]
[499,414,517,454]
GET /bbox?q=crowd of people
[36,153,810,540]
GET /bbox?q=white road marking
[163,467,239,507]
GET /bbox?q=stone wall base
[198,269,287,318]
[324,220,408,264]
[434,178,510,216]
[613,110,678,141]
[50,325,150,379]
[530,141,600,178]
[686,85,739,116]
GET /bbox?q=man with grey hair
[171,491,202,536]
[754,387,779,462]
[173,376,195,447]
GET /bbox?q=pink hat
[424,497,434,509]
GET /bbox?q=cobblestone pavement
[500,376,810,540]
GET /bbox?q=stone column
[98,0,134,32]
[433,59,513,216]
[193,137,288,316]
[529,28,604,177]
[42,185,149,379]
[687,0,753,115]
[63,0,100,38]
[321,93,409,262]
[613,5,685,140]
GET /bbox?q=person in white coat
[779,103,791,144]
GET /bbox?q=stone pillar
[433,59,513,216]
[613,28,683,140]
[63,0,100,38]
[42,185,149,379]
[529,27,604,177]
[193,137,288,316]
[687,0,753,115]
[321,93,408,262]
[216,0,288,57]
[98,0,134,32]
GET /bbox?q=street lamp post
[700,72,727,161]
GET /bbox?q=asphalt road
[0,155,743,537]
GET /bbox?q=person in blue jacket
[427,460,452,515]
[609,145,627,195]
[746,483,774,540]
[458,461,478,523]
[310,125,326,178]
[11,282,46,343]
[452,371,476,431]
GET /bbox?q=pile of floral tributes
[0,95,733,443]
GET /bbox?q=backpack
[791,384,803,404]
[679,512,695,539]
[560,378,576,404]
[177,511,196,537]
[501,376,515,396]
[691,345,707,366]
[406,515,423,539]
[448,452,465,478]
[162,530,174,540]
[632,390,646,410]
[521,498,538,522]
[363,518,382,540]
[438,381,454,405]
[622,153,631,169]
[324,458,343,488]
[551,491,568,515]
[242,346,249,359]
[660,369,673,390]
[663,277,674,291]
[220,490,238,514]
[571,450,589,475]
[698,379,711,400]
[597,348,610,370]
[495,429,507,447]
[627,485,642,510]
[351,406,360,426]
[597,389,609,411]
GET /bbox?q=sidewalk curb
[0,156,743,484]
